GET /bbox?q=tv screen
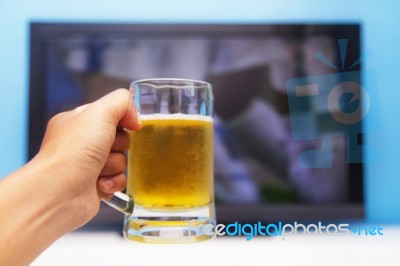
[29,23,363,226]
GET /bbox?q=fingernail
[102,179,115,192]
[137,120,142,130]
[135,108,142,130]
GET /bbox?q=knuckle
[47,111,69,127]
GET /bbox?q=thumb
[91,89,141,130]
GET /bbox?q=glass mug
[105,78,215,243]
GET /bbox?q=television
[29,23,363,227]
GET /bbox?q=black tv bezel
[29,22,364,227]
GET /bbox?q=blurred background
[0,0,399,225]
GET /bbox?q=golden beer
[127,114,213,209]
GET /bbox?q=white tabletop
[33,226,400,266]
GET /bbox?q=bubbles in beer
[128,114,213,209]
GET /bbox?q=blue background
[0,0,399,223]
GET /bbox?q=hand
[0,89,141,265]
[37,88,141,229]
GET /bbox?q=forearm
[0,155,76,265]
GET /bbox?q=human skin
[0,89,141,266]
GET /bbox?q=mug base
[124,204,216,244]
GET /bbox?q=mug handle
[104,192,134,215]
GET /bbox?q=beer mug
[106,78,215,243]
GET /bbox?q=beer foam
[139,113,213,122]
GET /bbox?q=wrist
[28,152,84,232]
[33,150,101,230]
